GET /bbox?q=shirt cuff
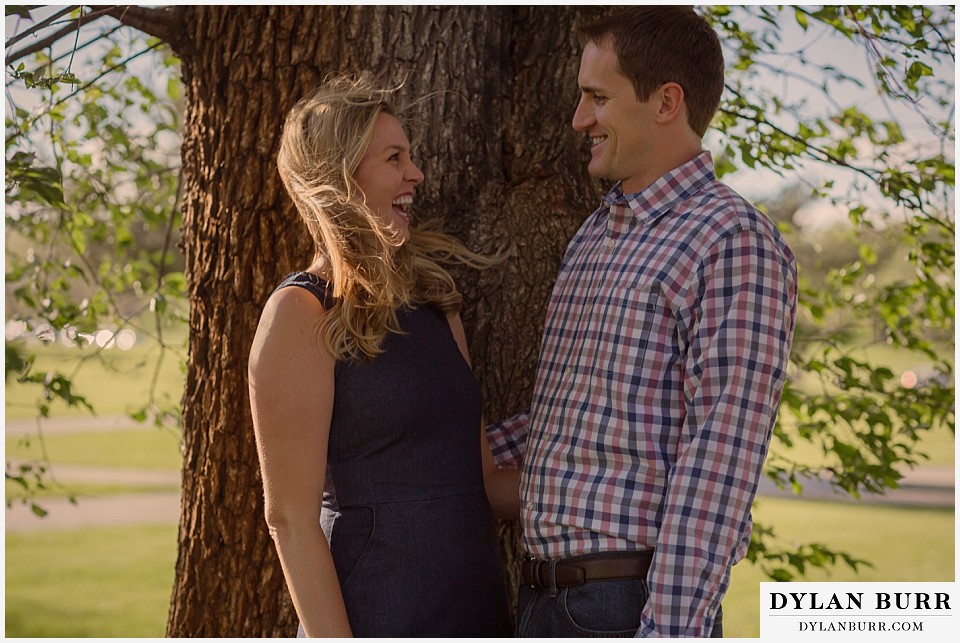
[485,410,530,469]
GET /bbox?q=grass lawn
[722,498,955,638]
[6,479,180,500]
[3,498,952,637]
[773,337,955,470]
[5,326,187,420]
[6,428,183,471]
[769,423,955,470]
[5,524,177,637]
[4,322,952,637]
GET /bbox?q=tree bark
[169,5,603,636]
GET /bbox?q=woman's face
[353,112,424,243]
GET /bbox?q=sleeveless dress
[277,272,512,637]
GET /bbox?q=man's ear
[655,82,685,125]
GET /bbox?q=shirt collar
[602,151,716,226]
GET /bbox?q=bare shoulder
[249,286,330,380]
[264,286,327,324]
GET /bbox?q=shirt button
[526,501,534,510]
[565,368,573,378]
[604,238,614,248]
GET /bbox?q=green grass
[773,337,955,469]
[6,478,180,500]
[769,423,955,470]
[5,319,952,637]
[6,428,183,470]
[4,499,952,638]
[5,325,187,420]
[723,498,955,638]
[5,524,178,637]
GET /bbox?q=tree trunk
[169,6,602,636]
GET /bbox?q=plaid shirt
[489,152,797,637]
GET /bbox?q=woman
[248,73,516,637]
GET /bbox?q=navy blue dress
[277,272,511,637]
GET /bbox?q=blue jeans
[516,558,723,638]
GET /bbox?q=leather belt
[521,551,653,589]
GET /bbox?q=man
[489,7,798,637]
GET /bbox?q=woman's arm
[446,313,520,520]
[249,287,352,637]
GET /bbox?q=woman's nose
[407,162,424,185]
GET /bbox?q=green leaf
[5,153,65,208]
[858,244,878,265]
[167,77,182,101]
[70,227,87,255]
[5,5,31,18]
[770,568,794,582]
[905,61,934,91]
[5,341,31,381]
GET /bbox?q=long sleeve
[639,229,797,637]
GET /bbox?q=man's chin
[586,161,614,182]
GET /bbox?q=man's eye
[594,95,608,103]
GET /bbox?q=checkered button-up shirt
[489,152,798,637]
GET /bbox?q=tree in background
[5,5,954,636]
[6,6,185,511]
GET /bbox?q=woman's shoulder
[250,274,332,376]
[264,272,331,323]
[274,271,332,305]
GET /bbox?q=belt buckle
[524,555,543,588]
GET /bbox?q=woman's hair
[277,72,496,360]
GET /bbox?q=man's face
[572,40,660,194]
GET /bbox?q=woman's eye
[389,153,400,162]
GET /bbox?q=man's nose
[572,96,591,131]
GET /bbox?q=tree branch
[6,21,83,66]
[51,24,125,66]
[100,5,186,53]
[51,41,164,109]
[5,6,118,66]
[5,5,78,50]
[6,5,186,69]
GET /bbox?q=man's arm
[639,229,798,637]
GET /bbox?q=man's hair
[578,6,724,137]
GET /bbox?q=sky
[713,6,955,230]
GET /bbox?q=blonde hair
[277,72,495,360]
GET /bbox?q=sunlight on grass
[4,322,952,639]
[769,422,955,470]
[772,337,955,470]
[4,499,952,638]
[5,323,187,420]
[723,498,955,638]
[5,478,180,500]
[5,524,178,637]
[6,428,183,470]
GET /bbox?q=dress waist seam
[326,487,487,508]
